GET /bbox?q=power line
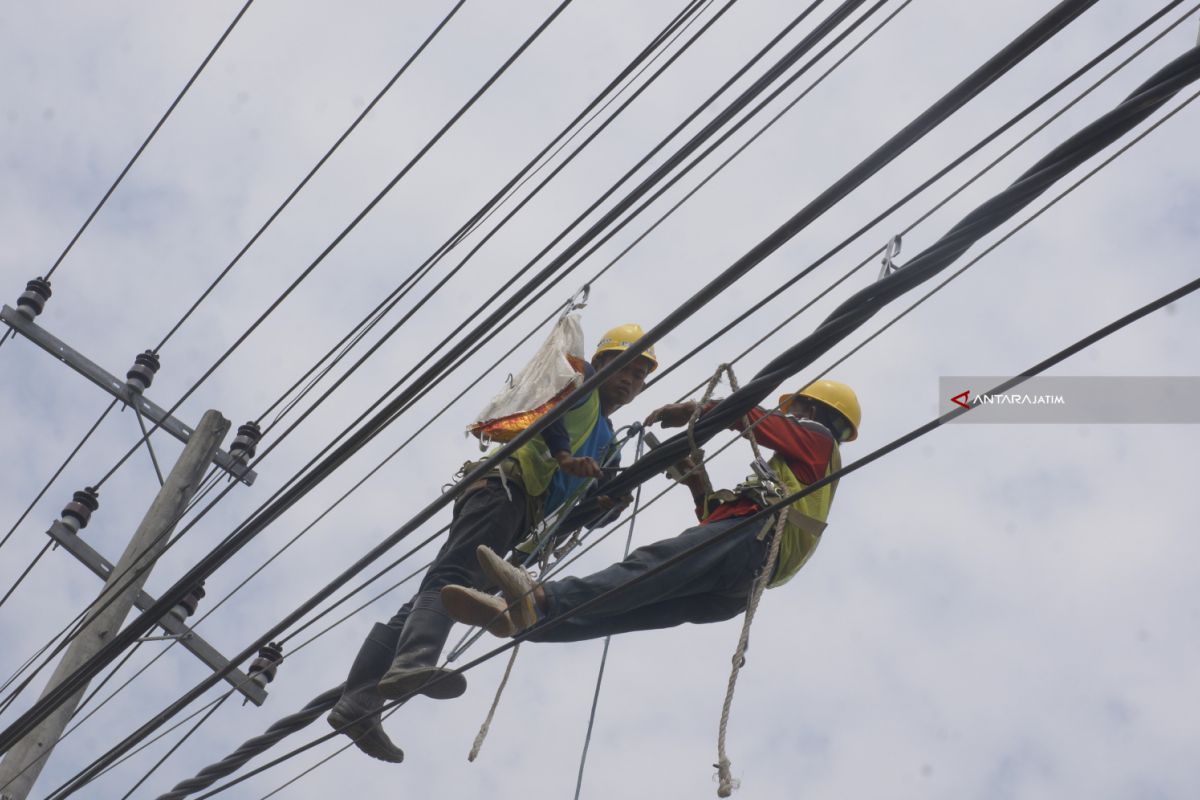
[42,0,255,280]
[100,32,1200,798]
[648,0,1198,393]
[22,0,853,693]
[155,0,902,658]
[21,2,1100,782]
[257,0,715,430]
[177,270,1200,800]
[88,0,579,492]
[149,0,469,354]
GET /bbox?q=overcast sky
[2,1,1199,798]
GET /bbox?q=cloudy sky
[2,1,1199,798]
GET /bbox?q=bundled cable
[2,0,1101,779]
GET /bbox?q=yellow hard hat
[592,323,658,371]
[779,379,861,441]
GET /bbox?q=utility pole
[0,410,230,800]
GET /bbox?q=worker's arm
[543,364,604,478]
[732,407,835,483]
[645,400,834,482]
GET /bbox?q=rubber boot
[377,591,467,700]
[327,623,406,763]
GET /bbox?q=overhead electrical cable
[18,0,857,690]
[199,0,916,633]
[651,0,1199,395]
[14,1,1101,778]
[133,41,1200,799]
[258,0,717,429]
[2,0,587,701]
[169,270,1200,800]
[41,0,254,281]
[87,0,578,492]
[150,0,470,353]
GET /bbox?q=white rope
[467,643,520,762]
[714,507,787,797]
[688,363,762,463]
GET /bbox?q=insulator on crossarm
[16,277,52,321]
[125,350,161,394]
[60,486,99,534]
[248,642,284,688]
[229,421,262,465]
[168,581,206,625]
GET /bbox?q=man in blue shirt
[328,324,657,762]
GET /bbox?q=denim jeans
[531,514,768,643]
[387,477,529,632]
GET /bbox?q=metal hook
[564,283,590,314]
[877,234,903,281]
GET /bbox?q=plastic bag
[467,313,587,443]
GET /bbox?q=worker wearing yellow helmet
[327,323,656,763]
[441,378,861,647]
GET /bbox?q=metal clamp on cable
[877,234,903,281]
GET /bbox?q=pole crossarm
[0,306,255,485]
[44,522,266,706]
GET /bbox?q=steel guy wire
[656,0,1200,399]
[175,272,1200,800]
[42,1,254,281]
[87,0,579,493]
[10,1,1105,772]
[260,0,717,432]
[150,0,470,355]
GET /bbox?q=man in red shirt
[441,380,860,641]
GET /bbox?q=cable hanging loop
[714,507,788,797]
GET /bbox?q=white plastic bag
[467,313,587,443]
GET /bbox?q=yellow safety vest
[509,390,601,499]
[763,443,840,588]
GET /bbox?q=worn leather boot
[377,591,467,700]
[327,623,406,763]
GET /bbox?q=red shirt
[699,406,837,524]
